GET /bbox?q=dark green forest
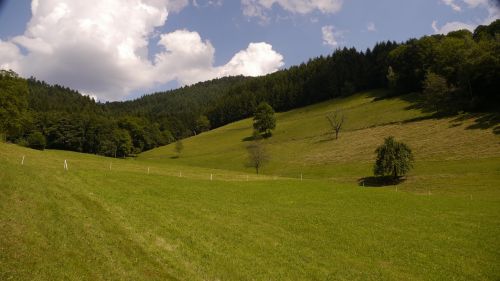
[1,20,499,157]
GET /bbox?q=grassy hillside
[140,90,500,196]
[1,142,499,280]
[1,90,499,280]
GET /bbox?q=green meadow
[1,91,499,280]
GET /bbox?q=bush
[374,136,414,179]
[27,131,46,150]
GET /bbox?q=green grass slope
[1,90,499,280]
[1,142,499,280]
[140,90,500,196]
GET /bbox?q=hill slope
[1,141,499,280]
[140,89,500,195]
[1,90,499,280]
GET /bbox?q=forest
[1,20,498,157]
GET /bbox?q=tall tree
[253,102,276,138]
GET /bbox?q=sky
[0,0,498,101]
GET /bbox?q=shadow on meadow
[358,176,406,187]
[393,93,499,135]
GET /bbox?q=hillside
[1,138,500,280]
[1,88,500,280]
[140,90,500,195]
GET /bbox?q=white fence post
[21,155,25,165]
[64,160,68,171]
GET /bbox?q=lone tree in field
[326,110,345,140]
[246,140,270,174]
[374,136,414,179]
[175,140,184,157]
[27,131,46,150]
[253,102,276,138]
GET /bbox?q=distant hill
[1,20,498,157]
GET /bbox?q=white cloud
[462,0,489,8]
[166,0,190,12]
[0,0,284,101]
[242,0,343,22]
[441,0,462,11]
[0,40,22,71]
[321,25,343,48]
[432,0,499,34]
[432,20,475,34]
[366,22,376,32]
[219,42,284,77]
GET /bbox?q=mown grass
[140,90,500,195]
[1,90,499,280]
[1,143,499,280]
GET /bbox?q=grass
[140,90,500,195]
[1,90,499,280]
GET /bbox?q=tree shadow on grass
[450,113,500,135]
[358,176,406,187]
[390,93,500,134]
[241,136,255,142]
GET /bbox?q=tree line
[1,20,498,157]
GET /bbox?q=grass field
[1,91,499,280]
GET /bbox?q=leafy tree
[374,137,414,179]
[0,70,29,140]
[195,115,211,134]
[114,129,133,158]
[326,110,345,140]
[246,140,270,174]
[253,102,276,137]
[175,140,184,156]
[423,71,456,113]
[27,131,46,150]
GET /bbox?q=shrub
[374,136,414,179]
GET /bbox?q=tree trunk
[392,166,398,179]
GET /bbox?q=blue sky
[0,0,497,100]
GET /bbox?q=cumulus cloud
[0,0,284,101]
[219,42,284,77]
[433,0,499,34]
[242,0,343,22]
[0,40,22,71]
[321,25,343,48]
